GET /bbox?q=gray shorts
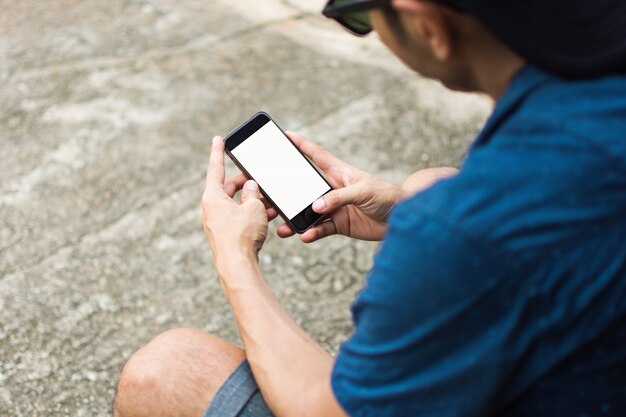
[202,360,275,417]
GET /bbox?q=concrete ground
[0,1,491,415]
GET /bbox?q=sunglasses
[322,0,390,36]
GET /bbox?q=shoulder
[403,76,626,259]
[498,71,626,165]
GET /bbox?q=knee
[113,328,245,417]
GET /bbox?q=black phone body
[223,112,332,234]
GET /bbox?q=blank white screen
[231,121,330,219]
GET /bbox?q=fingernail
[312,198,325,212]
[244,181,258,191]
[213,136,221,145]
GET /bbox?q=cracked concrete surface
[0,1,491,415]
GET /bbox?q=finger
[224,171,248,197]
[266,207,279,221]
[301,220,338,243]
[277,223,296,238]
[260,197,273,210]
[206,136,225,190]
[241,180,261,204]
[285,131,342,171]
[311,184,366,214]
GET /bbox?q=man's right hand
[276,132,405,242]
[277,132,459,243]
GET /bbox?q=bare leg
[113,328,245,417]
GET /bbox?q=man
[113,0,626,416]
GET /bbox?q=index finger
[285,131,342,171]
[205,136,225,191]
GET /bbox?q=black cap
[437,0,626,78]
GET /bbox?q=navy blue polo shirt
[331,66,626,417]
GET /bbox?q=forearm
[401,167,459,194]
[217,253,344,417]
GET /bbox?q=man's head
[370,0,524,96]
[325,0,526,98]
[323,0,626,97]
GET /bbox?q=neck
[472,55,526,101]
[465,34,526,101]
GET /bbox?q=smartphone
[223,112,332,234]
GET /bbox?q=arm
[400,166,459,194]
[217,254,346,417]
[330,203,520,416]
[201,132,457,416]
[201,136,347,417]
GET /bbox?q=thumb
[312,184,365,214]
[241,180,261,204]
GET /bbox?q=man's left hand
[201,136,269,265]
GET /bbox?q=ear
[391,0,453,61]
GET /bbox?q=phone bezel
[223,111,332,234]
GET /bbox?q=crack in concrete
[292,93,372,132]
[8,13,312,83]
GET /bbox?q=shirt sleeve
[331,201,529,417]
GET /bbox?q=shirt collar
[471,65,552,149]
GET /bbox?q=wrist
[214,249,262,287]
[210,235,258,266]
[215,245,258,268]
